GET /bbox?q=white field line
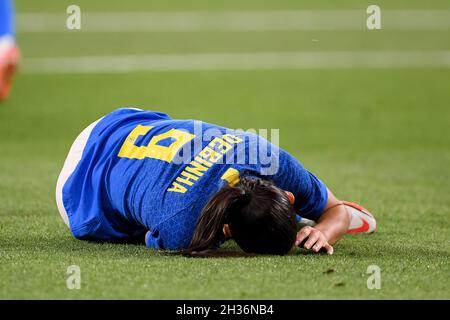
[22,51,450,74]
[17,10,450,32]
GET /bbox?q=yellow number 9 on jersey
[118,124,196,163]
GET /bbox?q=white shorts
[55,117,103,227]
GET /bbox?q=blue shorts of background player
[0,0,20,101]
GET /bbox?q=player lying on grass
[56,108,376,256]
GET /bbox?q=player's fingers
[312,237,326,253]
[303,231,320,249]
[323,242,334,255]
[295,227,312,246]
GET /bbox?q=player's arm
[271,149,350,254]
[295,188,350,255]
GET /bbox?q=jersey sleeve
[144,207,198,250]
[145,224,193,250]
[271,149,328,221]
[145,230,163,249]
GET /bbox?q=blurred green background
[0,0,449,299]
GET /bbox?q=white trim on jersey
[55,117,103,227]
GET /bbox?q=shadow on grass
[3,231,449,261]
[162,248,256,258]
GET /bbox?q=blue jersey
[61,108,328,250]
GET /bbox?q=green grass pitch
[0,0,449,299]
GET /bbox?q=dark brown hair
[186,177,297,256]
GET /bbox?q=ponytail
[186,185,247,255]
[186,177,296,256]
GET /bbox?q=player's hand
[295,226,334,255]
